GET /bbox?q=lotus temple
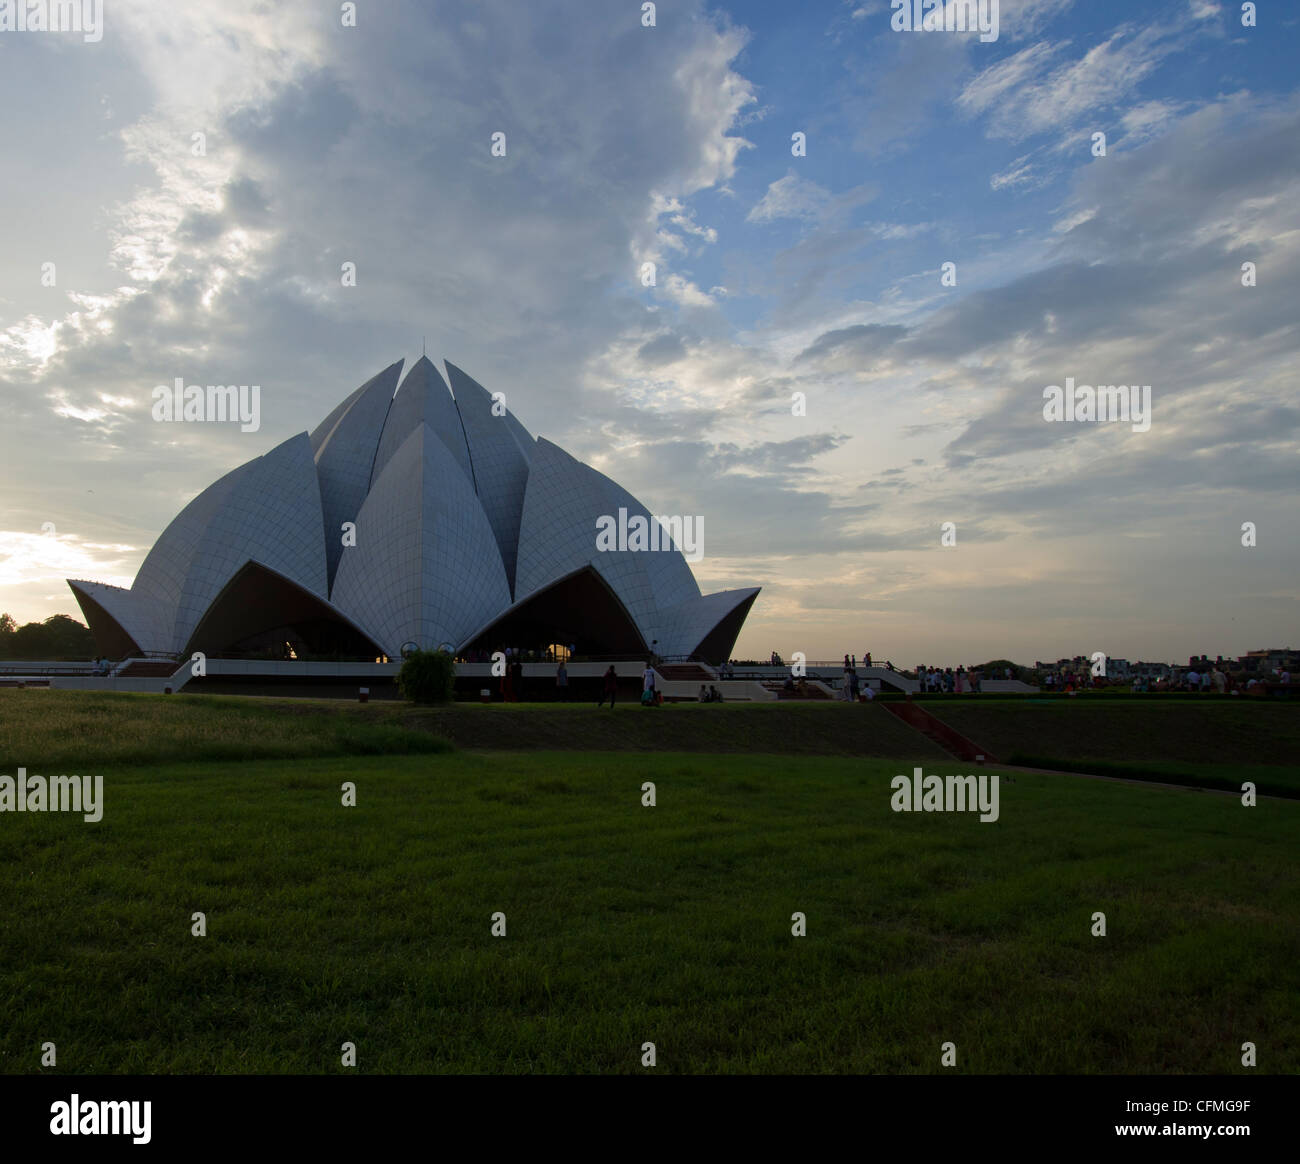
[67,358,760,676]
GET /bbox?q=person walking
[555,661,569,701]
[598,664,618,708]
[641,662,656,707]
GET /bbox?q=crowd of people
[913,664,989,694]
[837,655,878,701]
[1128,666,1290,694]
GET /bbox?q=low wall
[657,680,776,702]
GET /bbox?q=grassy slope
[0,690,948,768]
[0,690,451,769]
[6,691,1295,776]
[927,700,1300,796]
[1,750,1296,1074]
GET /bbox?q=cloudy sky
[1,0,1296,666]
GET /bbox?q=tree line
[0,613,97,660]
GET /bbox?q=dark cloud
[637,333,688,366]
[798,322,908,363]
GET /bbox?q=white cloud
[958,23,1197,142]
[0,531,137,591]
[661,274,720,309]
[0,0,761,627]
[957,40,1062,119]
[990,154,1038,189]
[993,0,1077,41]
[1120,99,1183,145]
[747,172,833,223]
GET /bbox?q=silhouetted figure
[598,665,618,708]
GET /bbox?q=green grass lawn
[1,743,1296,1074]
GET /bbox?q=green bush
[976,658,1028,681]
[396,649,457,704]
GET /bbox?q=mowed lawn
[1,712,1297,1073]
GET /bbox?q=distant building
[1238,648,1300,673]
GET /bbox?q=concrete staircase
[50,657,189,693]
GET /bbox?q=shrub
[977,658,1027,681]
[396,649,456,704]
